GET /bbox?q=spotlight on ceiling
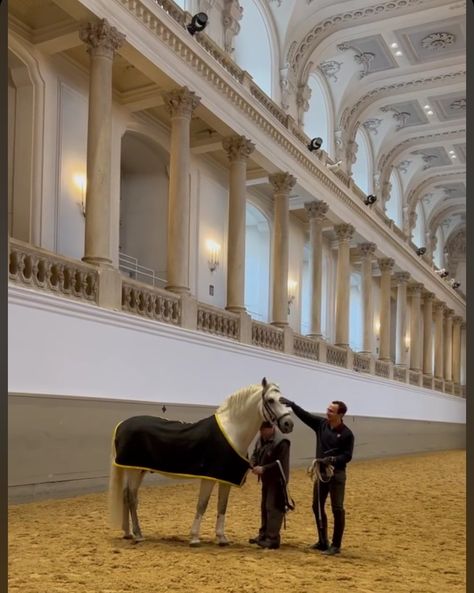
[187,12,209,36]
[308,137,323,152]
[364,194,377,206]
[435,268,449,278]
[452,281,461,289]
[416,247,426,256]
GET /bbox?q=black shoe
[248,537,263,544]
[257,539,280,549]
[309,541,329,551]
[322,545,341,555]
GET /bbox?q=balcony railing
[8,239,466,395]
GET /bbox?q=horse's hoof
[123,534,134,540]
[218,541,230,547]
[189,541,201,547]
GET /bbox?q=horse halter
[261,384,292,430]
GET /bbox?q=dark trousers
[259,481,285,544]
[312,469,346,548]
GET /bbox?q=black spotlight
[187,12,208,36]
[416,247,426,256]
[364,194,377,206]
[308,137,323,152]
[452,281,461,289]
[440,270,449,278]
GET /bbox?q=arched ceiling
[268,0,466,241]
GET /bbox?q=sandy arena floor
[9,450,465,593]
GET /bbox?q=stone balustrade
[393,366,408,383]
[251,321,284,352]
[197,303,240,340]
[326,344,348,368]
[293,335,319,361]
[375,360,391,378]
[434,378,444,393]
[122,279,181,325]
[423,375,434,390]
[409,370,421,386]
[353,353,371,374]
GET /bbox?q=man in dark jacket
[248,421,291,549]
[280,398,354,555]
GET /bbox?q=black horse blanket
[113,414,250,487]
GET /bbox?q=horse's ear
[262,377,267,388]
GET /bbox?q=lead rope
[307,459,334,483]
[276,460,295,530]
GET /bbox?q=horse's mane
[216,384,262,416]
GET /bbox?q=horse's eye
[267,397,274,403]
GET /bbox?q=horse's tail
[108,458,124,530]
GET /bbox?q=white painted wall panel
[8,286,465,425]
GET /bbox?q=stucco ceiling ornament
[337,42,375,78]
[319,60,343,82]
[450,98,466,110]
[396,160,411,173]
[422,193,433,205]
[411,151,439,170]
[380,105,411,130]
[421,32,456,50]
[362,118,383,134]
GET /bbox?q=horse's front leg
[215,483,231,546]
[190,479,215,547]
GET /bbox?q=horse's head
[260,378,294,434]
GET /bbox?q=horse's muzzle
[278,415,294,433]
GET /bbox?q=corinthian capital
[378,257,395,273]
[80,19,125,57]
[334,223,355,243]
[452,315,463,325]
[358,242,377,258]
[408,282,424,297]
[305,200,328,220]
[422,290,435,302]
[269,172,297,194]
[222,135,255,161]
[163,87,201,118]
[433,301,446,314]
[393,271,411,285]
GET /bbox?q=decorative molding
[319,60,343,83]
[163,86,201,118]
[79,19,125,57]
[334,223,355,243]
[305,200,329,220]
[396,160,411,173]
[222,0,243,55]
[449,98,466,111]
[378,257,395,272]
[358,242,377,258]
[380,105,411,130]
[362,118,383,134]
[269,172,297,194]
[410,150,439,170]
[222,135,255,161]
[421,32,456,50]
[337,42,375,78]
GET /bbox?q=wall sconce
[73,173,87,218]
[374,319,381,353]
[405,335,410,352]
[288,280,297,313]
[206,240,220,273]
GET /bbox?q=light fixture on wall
[187,12,209,36]
[206,240,220,273]
[287,279,297,314]
[307,137,323,152]
[374,319,381,354]
[364,194,377,206]
[73,173,87,217]
[405,335,410,353]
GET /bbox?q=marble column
[305,200,328,337]
[422,291,435,376]
[163,87,201,294]
[359,242,377,354]
[377,258,394,361]
[444,308,454,382]
[269,172,296,326]
[394,272,410,366]
[408,283,424,372]
[334,224,355,347]
[79,20,125,266]
[433,301,445,379]
[222,135,255,311]
[452,316,463,384]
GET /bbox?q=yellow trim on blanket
[112,461,247,488]
[214,413,249,464]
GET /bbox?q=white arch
[304,71,335,158]
[386,168,403,228]
[412,201,426,247]
[352,126,372,195]
[234,0,280,99]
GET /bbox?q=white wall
[9,286,465,424]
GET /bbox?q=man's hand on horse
[279,397,294,407]
[252,466,264,475]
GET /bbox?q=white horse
[109,378,293,546]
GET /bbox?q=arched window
[234,0,273,96]
[433,226,444,268]
[349,272,363,351]
[352,128,372,195]
[412,202,426,247]
[245,203,270,321]
[301,243,311,335]
[386,169,403,228]
[305,74,330,156]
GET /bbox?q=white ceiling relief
[336,35,397,78]
[410,147,451,170]
[380,100,428,130]
[428,92,466,121]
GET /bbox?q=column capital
[269,172,297,194]
[378,257,394,272]
[422,290,435,302]
[163,86,201,118]
[79,19,125,57]
[358,242,377,258]
[222,135,255,162]
[433,300,446,313]
[452,315,463,325]
[445,308,454,319]
[393,271,411,285]
[334,223,355,243]
[304,200,328,220]
[461,322,466,330]
[408,282,424,296]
